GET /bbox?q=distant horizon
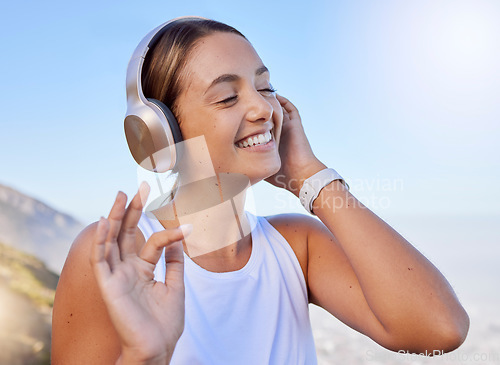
[2,178,500,227]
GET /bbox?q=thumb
[164,224,192,288]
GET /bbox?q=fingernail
[139,181,150,196]
[97,216,107,228]
[179,223,193,237]
[116,191,126,201]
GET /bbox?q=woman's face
[174,31,283,185]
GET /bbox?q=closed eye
[258,87,277,96]
[219,95,238,104]
[217,86,277,105]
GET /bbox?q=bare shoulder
[264,212,330,245]
[51,222,145,364]
[264,213,327,287]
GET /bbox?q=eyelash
[219,87,277,105]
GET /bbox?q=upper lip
[235,127,273,144]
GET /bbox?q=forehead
[182,32,265,93]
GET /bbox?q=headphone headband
[126,16,208,108]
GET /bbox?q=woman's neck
[150,171,253,269]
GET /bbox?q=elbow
[385,307,470,355]
[434,309,470,354]
[418,309,470,355]
[416,292,471,354]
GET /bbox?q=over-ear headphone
[124,16,207,173]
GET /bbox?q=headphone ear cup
[124,99,183,173]
[147,98,183,144]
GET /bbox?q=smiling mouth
[235,129,273,149]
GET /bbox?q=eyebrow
[204,65,269,95]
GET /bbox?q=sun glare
[396,1,500,133]
[430,5,498,76]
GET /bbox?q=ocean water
[309,213,500,364]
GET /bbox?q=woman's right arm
[52,185,190,364]
[52,221,123,364]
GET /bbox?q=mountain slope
[0,242,59,365]
[0,183,84,273]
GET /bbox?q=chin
[248,161,281,185]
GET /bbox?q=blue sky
[1,0,499,225]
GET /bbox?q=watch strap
[299,168,349,215]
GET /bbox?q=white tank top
[137,211,318,365]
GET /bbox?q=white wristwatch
[299,168,349,215]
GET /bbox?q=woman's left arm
[267,94,469,353]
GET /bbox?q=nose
[244,89,273,123]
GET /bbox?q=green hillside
[0,242,59,365]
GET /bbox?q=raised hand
[90,182,192,365]
[266,94,327,195]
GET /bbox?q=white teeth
[236,129,273,149]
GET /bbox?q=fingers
[276,94,300,122]
[164,225,193,290]
[276,93,293,108]
[164,241,185,291]
[139,224,193,266]
[117,182,150,258]
[90,217,112,285]
[105,191,128,266]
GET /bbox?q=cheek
[200,118,239,159]
[178,108,218,140]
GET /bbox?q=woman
[52,17,469,364]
